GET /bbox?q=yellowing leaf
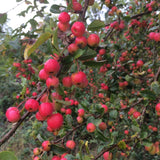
[24,32,52,60]
[24,44,32,60]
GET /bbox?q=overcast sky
[0,0,65,30]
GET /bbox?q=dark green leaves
[88,20,105,31]
[140,90,156,100]
[50,5,67,14]
[109,110,118,119]
[0,151,17,160]
[151,81,160,96]
[0,13,7,24]
[78,48,96,61]
[51,144,67,155]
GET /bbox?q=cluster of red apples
[58,11,100,53]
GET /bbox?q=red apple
[66,140,76,150]
[58,12,70,24]
[71,21,85,37]
[6,107,21,123]
[87,34,100,47]
[86,123,96,132]
[75,36,87,48]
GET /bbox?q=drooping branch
[0,111,31,146]
[105,10,156,27]
[154,66,160,81]
[0,87,47,147]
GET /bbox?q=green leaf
[73,49,85,59]
[24,32,52,59]
[78,48,96,61]
[88,20,105,31]
[65,115,73,126]
[65,154,76,160]
[0,13,7,24]
[51,144,67,154]
[140,90,156,100]
[131,125,140,132]
[55,100,71,106]
[109,110,118,119]
[29,19,38,30]
[61,55,73,65]
[52,27,60,53]
[142,140,153,147]
[50,5,66,14]
[83,155,91,160]
[123,16,131,22]
[83,60,106,67]
[0,151,17,160]
[151,81,160,96]
[125,75,133,82]
[95,130,109,141]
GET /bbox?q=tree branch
[79,0,89,22]
[0,87,47,147]
[154,66,160,81]
[105,10,154,27]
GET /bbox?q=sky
[0,0,65,30]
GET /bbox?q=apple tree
[0,0,160,160]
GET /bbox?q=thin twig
[154,66,160,81]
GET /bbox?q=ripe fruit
[65,108,72,115]
[51,156,61,160]
[25,99,39,112]
[86,123,96,132]
[39,69,49,80]
[39,103,54,117]
[103,151,112,160]
[6,107,21,123]
[58,12,70,24]
[33,156,41,160]
[71,71,88,88]
[124,130,129,135]
[47,113,63,130]
[71,21,85,37]
[87,34,100,47]
[58,22,70,32]
[42,140,51,151]
[155,103,160,112]
[77,116,83,123]
[68,43,78,54]
[62,76,73,87]
[99,49,106,55]
[33,148,42,156]
[44,59,60,75]
[99,122,107,131]
[66,140,76,150]
[72,2,82,11]
[75,36,87,48]
[46,77,59,88]
[35,112,46,121]
[40,93,49,103]
[78,108,85,117]
[133,111,141,119]
[101,104,108,113]
[136,60,144,67]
